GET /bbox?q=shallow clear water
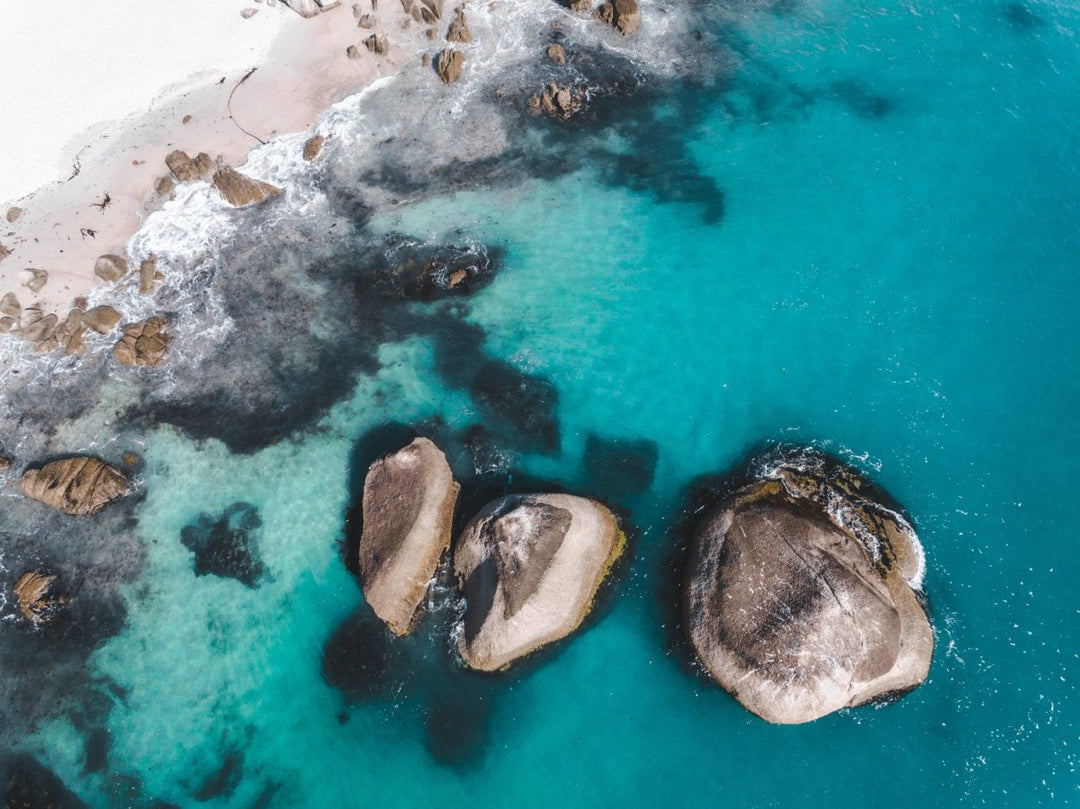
[3,0,1078,805]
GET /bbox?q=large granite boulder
[359,438,459,635]
[19,456,129,516]
[212,167,283,207]
[454,493,625,671]
[113,315,169,367]
[684,452,933,723]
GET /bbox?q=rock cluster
[352,440,624,671]
[114,315,169,367]
[19,456,128,517]
[529,83,584,120]
[165,150,215,184]
[4,299,91,355]
[212,167,283,207]
[401,0,443,23]
[595,0,640,36]
[359,438,460,635]
[684,455,933,723]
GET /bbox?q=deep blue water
[2,0,1078,805]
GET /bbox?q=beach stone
[53,308,84,345]
[83,305,122,335]
[14,571,63,626]
[454,493,625,671]
[0,243,10,261]
[114,315,169,367]
[611,0,639,35]
[346,44,362,59]
[353,2,364,17]
[282,0,321,16]
[436,48,464,84]
[401,0,443,23]
[20,309,57,343]
[19,456,129,517]
[165,149,202,182]
[303,135,325,162]
[0,455,10,471]
[154,175,175,196]
[212,167,283,207]
[5,206,22,223]
[684,454,934,724]
[94,253,128,282]
[193,152,215,179]
[0,317,14,333]
[139,255,161,293]
[0,292,21,317]
[358,12,377,26]
[241,7,259,16]
[364,33,389,54]
[21,268,48,293]
[533,82,583,120]
[546,43,567,65]
[359,437,460,635]
[446,6,471,42]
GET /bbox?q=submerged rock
[0,753,88,809]
[454,493,625,671]
[684,451,933,724]
[359,438,460,635]
[471,360,560,453]
[14,571,63,626]
[212,167,283,207]
[19,456,128,517]
[375,236,496,300]
[436,48,464,84]
[180,502,265,587]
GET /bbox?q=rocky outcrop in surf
[436,48,464,84]
[212,167,283,207]
[683,449,933,724]
[359,438,460,635]
[113,315,169,367]
[13,571,63,626]
[19,456,129,517]
[454,493,625,671]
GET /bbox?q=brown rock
[358,12,377,26]
[0,456,10,471]
[165,150,201,182]
[193,152,214,179]
[83,305,122,334]
[401,0,443,23]
[569,0,591,10]
[303,135,325,162]
[445,6,471,42]
[94,254,128,282]
[346,44,362,59]
[594,1,613,23]
[114,316,169,367]
[14,571,63,625]
[0,243,10,262]
[455,493,625,670]
[684,451,933,724]
[436,48,464,84]
[5,206,22,223]
[421,52,432,67]
[19,456,129,517]
[537,83,583,120]
[139,256,161,294]
[154,175,175,197]
[241,7,259,17]
[611,0,639,35]
[363,33,389,53]
[359,438,460,635]
[54,309,84,342]
[20,310,57,343]
[65,328,87,356]
[546,43,567,66]
[212,167,283,207]
[0,317,14,334]
[0,292,21,317]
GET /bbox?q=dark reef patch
[582,433,659,500]
[825,79,893,119]
[372,233,500,301]
[471,361,561,454]
[0,752,88,809]
[192,750,244,803]
[321,607,409,703]
[180,502,265,588]
[1003,1,1045,29]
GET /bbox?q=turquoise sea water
[4,0,1078,805]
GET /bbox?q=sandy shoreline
[0,0,433,319]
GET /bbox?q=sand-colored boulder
[212,167,283,207]
[303,134,325,162]
[610,0,639,35]
[19,308,57,343]
[19,456,128,516]
[357,12,377,27]
[684,453,933,724]
[5,206,22,223]
[446,6,471,42]
[83,305,121,334]
[401,0,443,23]
[0,243,10,261]
[436,48,464,84]
[359,438,460,635]
[94,254,128,282]
[21,268,48,293]
[166,150,206,183]
[546,43,567,66]
[363,33,389,54]
[114,315,169,367]
[0,292,21,318]
[454,493,625,671]
[14,571,63,626]
[139,255,161,293]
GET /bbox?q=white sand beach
[0,0,429,314]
